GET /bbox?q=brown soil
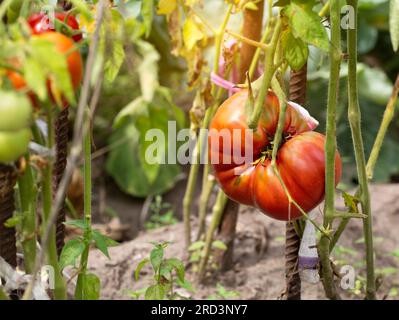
[88,184,399,300]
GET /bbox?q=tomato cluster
[6,11,83,109]
[208,90,342,221]
[1,11,83,164]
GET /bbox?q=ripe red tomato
[28,12,82,42]
[208,90,342,221]
[6,32,83,107]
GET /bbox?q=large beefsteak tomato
[208,90,342,221]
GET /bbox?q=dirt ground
[88,184,399,300]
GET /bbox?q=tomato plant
[209,90,342,221]
[28,12,83,42]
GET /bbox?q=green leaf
[141,0,154,38]
[390,0,399,51]
[4,214,22,228]
[106,89,185,197]
[75,273,101,300]
[176,278,195,292]
[92,230,117,259]
[64,219,89,230]
[59,239,85,269]
[188,241,205,251]
[135,258,150,280]
[23,58,47,101]
[28,37,75,105]
[281,30,309,71]
[145,284,164,300]
[165,258,185,282]
[212,240,227,251]
[136,40,160,102]
[284,2,329,51]
[150,246,164,272]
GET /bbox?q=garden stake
[53,108,69,256]
[284,63,307,300]
[0,164,17,268]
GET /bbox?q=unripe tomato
[0,91,33,131]
[0,128,31,163]
[28,12,83,42]
[208,90,342,221]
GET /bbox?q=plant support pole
[285,63,308,300]
[0,164,17,269]
[53,107,69,256]
[346,0,375,300]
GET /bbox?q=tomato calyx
[253,132,295,165]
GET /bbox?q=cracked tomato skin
[28,12,82,42]
[208,90,342,221]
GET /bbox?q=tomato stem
[319,0,342,300]
[247,18,282,129]
[346,0,376,300]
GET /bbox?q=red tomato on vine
[28,12,83,42]
[208,90,342,221]
[7,32,83,108]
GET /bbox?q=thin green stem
[197,190,228,282]
[346,0,375,300]
[196,171,215,240]
[247,18,282,129]
[212,3,233,95]
[320,0,341,300]
[182,4,233,251]
[18,154,37,274]
[366,74,399,180]
[75,114,92,300]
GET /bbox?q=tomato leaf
[59,239,85,270]
[135,258,150,281]
[165,258,185,282]
[145,284,165,300]
[390,0,399,51]
[141,0,154,37]
[281,30,309,71]
[92,230,118,259]
[150,245,164,273]
[64,219,89,231]
[283,2,329,51]
[75,272,101,300]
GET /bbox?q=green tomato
[0,128,31,163]
[0,91,32,132]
